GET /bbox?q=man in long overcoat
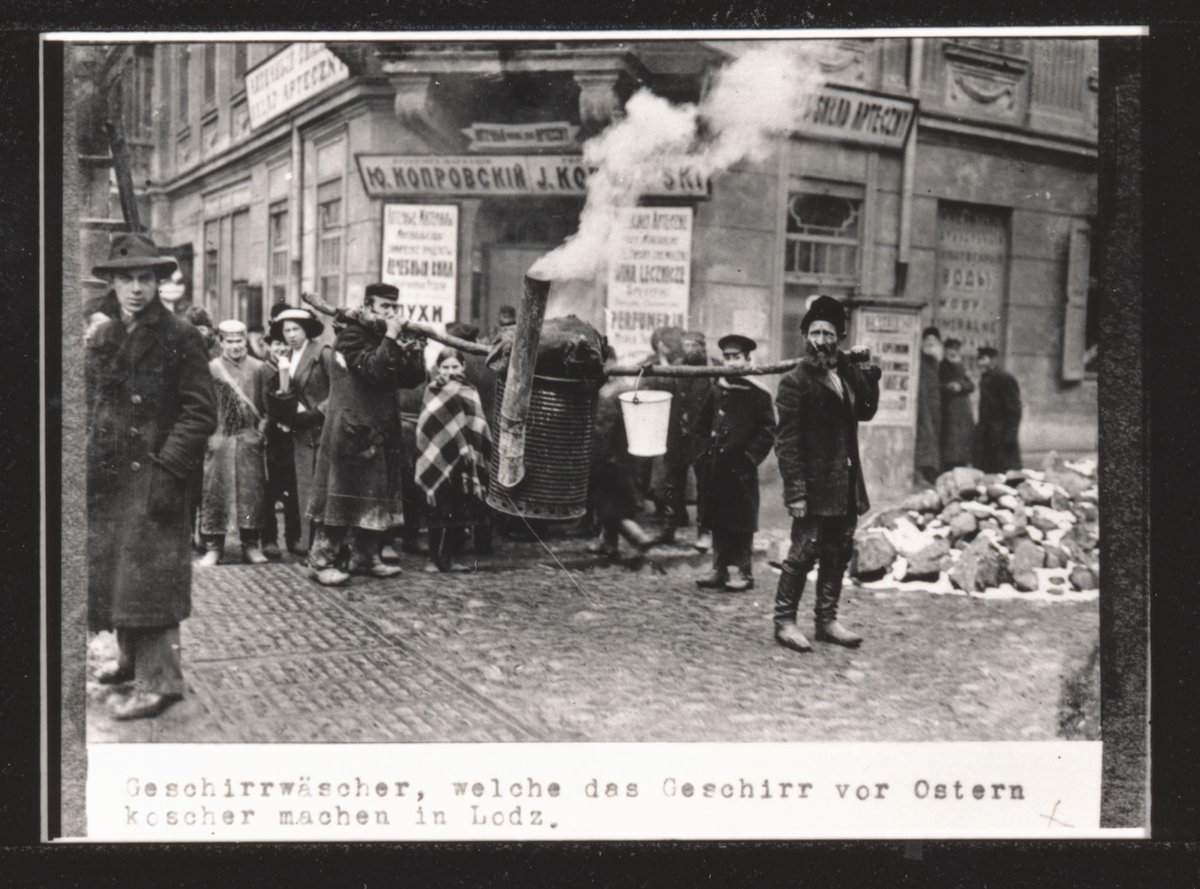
[306,283,427,585]
[914,326,943,484]
[773,295,881,653]
[939,337,976,471]
[975,346,1023,472]
[199,320,271,566]
[85,233,217,719]
[692,334,776,592]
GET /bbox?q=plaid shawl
[415,374,491,505]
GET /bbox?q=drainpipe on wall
[289,119,303,305]
[897,38,924,276]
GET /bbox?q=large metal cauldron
[486,374,597,520]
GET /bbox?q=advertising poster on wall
[854,305,921,426]
[604,207,694,364]
[380,203,459,327]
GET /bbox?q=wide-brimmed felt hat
[718,333,757,355]
[800,294,846,336]
[91,232,178,279]
[268,307,325,341]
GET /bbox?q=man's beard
[682,349,707,366]
[806,340,838,369]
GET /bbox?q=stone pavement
[87,525,1098,745]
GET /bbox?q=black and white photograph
[50,29,1151,841]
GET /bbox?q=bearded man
[773,295,881,653]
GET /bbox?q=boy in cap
[773,295,881,652]
[692,334,777,592]
[198,319,271,566]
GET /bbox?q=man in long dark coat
[914,326,943,485]
[85,233,217,719]
[306,283,426,585]
[939,337,976,471]
[975,346,1023,472]
[773,295,881,653]
[692,334,776,592]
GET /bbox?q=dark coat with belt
[306,322,426,531]
[86,295,217,631]
[976,366,1023,472]
[693,377,776,532]
[775,355,881,517]
[939,359,976,469]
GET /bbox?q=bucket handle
[632,365,645,404]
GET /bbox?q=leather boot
[109,690,182,721]
[94,660,134,685]
[620,519,656,553]
[694,566,727,589]
[693,531,712,553]
[197,545,221,568]
[775,622,813,653]
[308,565,351,586]
[262,542,281,559]
[815,620,863,648]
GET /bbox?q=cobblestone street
[87,525,1098,744]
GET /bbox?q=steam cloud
[529,43,827,281]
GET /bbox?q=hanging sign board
[245,43,351,130]
[604,207,694,365]
[796,85,917,150]
[462,121,580,152]
[356,154,710,199]
[853,305,921,427]
[380,204,459,325]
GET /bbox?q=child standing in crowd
[415,349,492,573]
[588,346,658,558]
[693,334,777,592]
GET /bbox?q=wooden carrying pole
[495,274,550,489]
[105,122,143,234]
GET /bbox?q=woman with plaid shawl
[415,349,492,572]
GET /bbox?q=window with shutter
[1061,219,1090,382]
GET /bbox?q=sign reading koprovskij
[245,43,351,130]
[605,207,694,365]
[380,204,459,325]
[356,155,710,199]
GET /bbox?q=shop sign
[854,306,921,427]
[604,207,693,364]
[380,203,459,325]
[356,154,710,199]
[462,121,579,151]
[796,85,916,150]
[245,43,351,130]
[935,203,1009,373]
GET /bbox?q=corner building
[86,38,1099,501]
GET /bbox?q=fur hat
[800,294,846,336]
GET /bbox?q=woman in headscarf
[415,348,492,572]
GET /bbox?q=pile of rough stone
[849,457,1100,594]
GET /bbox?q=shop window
[203,218,219,307]
[785,187,863,285]
[317,179,343,304]
[269,201,289,305]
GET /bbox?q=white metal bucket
[618,389,673,457]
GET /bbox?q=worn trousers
[774,513,857,626]
[114,624,185,696]
[712,528,753,575]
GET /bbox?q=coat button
[130,461,142,472]
[131,394,142,404]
